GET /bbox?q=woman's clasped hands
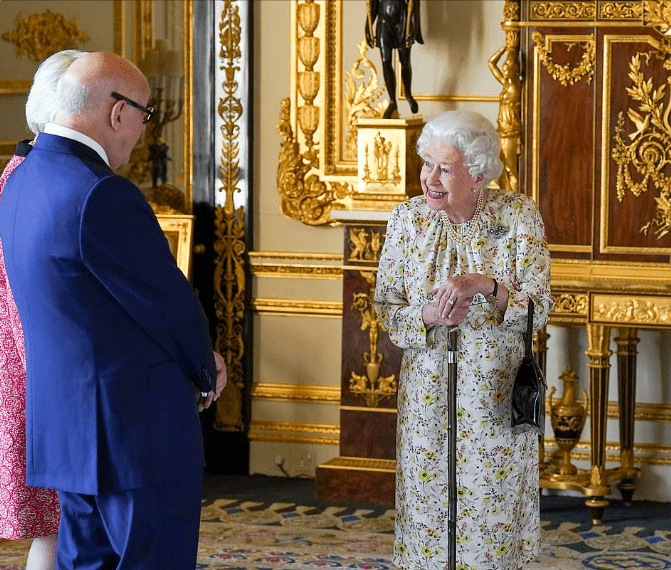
[422,273,491,327]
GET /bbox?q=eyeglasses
[110,91,155,124]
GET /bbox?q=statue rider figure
[365,0,424,119]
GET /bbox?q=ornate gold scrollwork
[214,0,246,432]
[344,40,387,159]
[593,296,671,325]
[643,0,671,33]
[276,98,351,225]
[530,1,596,20]
[533,32,596,86]
[612,52,671,238]
[600,2,643,20]
[551,293,589,315]
[349,271,396,407]
[348,227,384,263]
[1,9,90,61]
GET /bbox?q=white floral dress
[374,190,552,570]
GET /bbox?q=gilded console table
[519,0,671,522]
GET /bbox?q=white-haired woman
[374,110,552,570]
[0,49,85,570]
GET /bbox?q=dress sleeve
[502,196,553,332]
[374,205,428,349]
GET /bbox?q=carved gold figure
[489,30,523,192]
[349,271,396,407]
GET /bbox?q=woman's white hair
[416,110,503,186]
[25,49,88,136]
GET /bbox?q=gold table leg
[584,324,611,524]
[614,327,639,504]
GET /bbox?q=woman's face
[419,142,480,213]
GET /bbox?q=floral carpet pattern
[1,498,670,569]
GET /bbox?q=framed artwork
[157,214,194,279]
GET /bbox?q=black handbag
[510,299,547,435]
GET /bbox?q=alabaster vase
[549,366,588,476]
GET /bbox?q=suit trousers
[56,475,203,570]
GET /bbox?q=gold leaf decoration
[533,31,596,86]
[1,10,90,62]
[612,53,671,239]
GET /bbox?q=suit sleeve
[79,175,215,392]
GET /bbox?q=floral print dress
[374,190,552,570]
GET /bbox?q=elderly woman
[374,110,552,570]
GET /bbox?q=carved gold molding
[601,2,643,20]
[551,293,590,315]
[533,31,596,86]
[213,0,247,433]
[251,382,340,403]
[250,263,343,279]
[252,298,342,317]
[591,293,671,326]
[318,456,396,473]
[544,439,671,466]
[0,79,31,96]
[1,9,90,61]
[249,419,339,447]
[248,251,343,261]
[530,2,596,20]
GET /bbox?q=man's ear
[110,100,124,131]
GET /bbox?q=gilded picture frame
[157,214,195,279]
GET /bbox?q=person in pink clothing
[0,49,85,570]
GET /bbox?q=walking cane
[446,327,458,570]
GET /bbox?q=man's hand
[198,351,228,412]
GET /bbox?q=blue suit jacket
[0,134,215,494]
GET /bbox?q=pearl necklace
[443,189,485,245]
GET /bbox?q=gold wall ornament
[612,53,671,239]
[643,0,671,33]
[344,40,388,159]
[600,2,643,20]
[592,294,671,326]
[214,0,246,433]
[503,0,521,22]
[277,98,351,225]
[348,271,396,407]
[530,1,596,20]
[550,293,589,315]
[1,9,90,62]
[532,31,596,86]
[362,131,401,187]
[348,226,385,263]
[296,0,321,155]
[489,26,523,192]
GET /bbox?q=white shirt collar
[43,123,110,167]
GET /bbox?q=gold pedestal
[356,117,424,205]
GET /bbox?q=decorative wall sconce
[140,39,185,212]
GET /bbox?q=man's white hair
[25,49,88,136]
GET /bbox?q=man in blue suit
[0,51,226,569]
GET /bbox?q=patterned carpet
[1,477,670,569]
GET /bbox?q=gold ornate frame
[157,213,195,279]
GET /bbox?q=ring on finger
[448,298,455,305]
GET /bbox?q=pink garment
[0,154,60,539]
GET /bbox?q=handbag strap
[525,299,534,358]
